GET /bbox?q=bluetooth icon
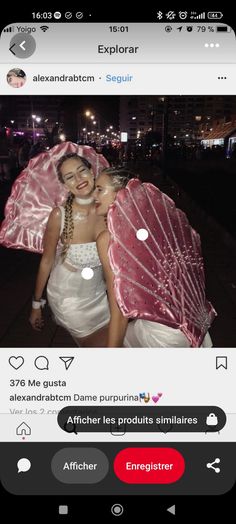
[156,11,163,20]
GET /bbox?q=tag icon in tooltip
[59,357,75,370]
[206,413,218,426]
[9,356,24,370]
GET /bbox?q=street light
[84,111,94,142]
[32,114,41,144]
[84,109,101,145]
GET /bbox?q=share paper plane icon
[59,357,75,370]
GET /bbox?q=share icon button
[59,357,75,370]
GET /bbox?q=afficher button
[114,448,185,484]
[51,448,109,484]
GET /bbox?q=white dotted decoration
[81,267,94,280]
[136,228,149,241]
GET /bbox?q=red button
[114,448,185,484]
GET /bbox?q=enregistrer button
[114,448,185,484]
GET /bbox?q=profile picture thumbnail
[6,68,26,88]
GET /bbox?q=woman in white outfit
[29,153,110,346]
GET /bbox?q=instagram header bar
[0,23,235,64]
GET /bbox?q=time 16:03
[109,26,129,32]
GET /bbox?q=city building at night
[200,116,236,158]
[119,95,236,148]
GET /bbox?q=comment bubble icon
[34,356,49,370]
[17,458,31,473]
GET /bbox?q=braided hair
[57,153,92,260]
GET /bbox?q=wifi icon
[40,26,49,32]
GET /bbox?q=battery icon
[217,26,227,32]
[207,12,223,20]
[217,26,231,32]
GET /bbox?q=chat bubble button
[34,356,49,370]
[17,458,31,473]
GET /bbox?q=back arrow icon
[19,40,26,51]
[9,44,16,55]
[9,34,36,58]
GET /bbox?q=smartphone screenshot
[0,7,235,521]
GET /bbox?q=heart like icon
[152,393,163,403]
[9,356,24,370]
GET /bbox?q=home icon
[16,422,31,436]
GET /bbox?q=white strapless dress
[47,207,110,339]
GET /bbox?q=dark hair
[17,69,26,78]
[57,153,92,183]
[99,167,136,191]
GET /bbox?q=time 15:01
[109,26,129,32]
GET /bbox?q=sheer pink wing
[0,142,109,253]
[107,178,216,347]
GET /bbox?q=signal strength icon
[40,26,49,32]
[3,26,14,32]
[190,11,206,19]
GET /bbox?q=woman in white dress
[29,153,110,346]
[94,168,215,348]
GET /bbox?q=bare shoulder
[49,206,61,219]
[46,207,62,233]
[96,229,110,250]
